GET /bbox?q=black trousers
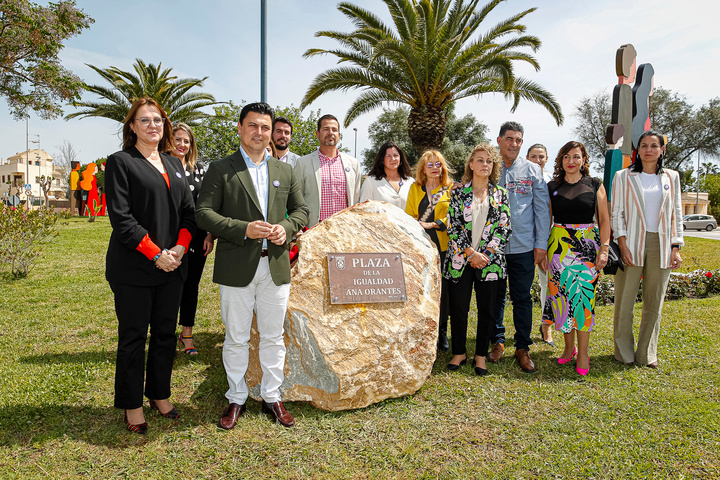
[449,266,504,357]
[110,278,183,409]
[179,235,208,328]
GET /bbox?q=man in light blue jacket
[487,121,551,373]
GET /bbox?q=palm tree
[65,59,219,124]
[300,0,563,154]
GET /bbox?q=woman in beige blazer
[610,130,683,368]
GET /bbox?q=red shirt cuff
[137,234,162,260]
[177,228,192,250]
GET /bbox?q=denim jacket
[499,157,551,254]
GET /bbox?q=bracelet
[467,252,476,261]
[671,244,681,251]
[151,249,168,263]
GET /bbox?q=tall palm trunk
[408,106,447,154]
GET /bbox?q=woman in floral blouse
[444,144,511,375]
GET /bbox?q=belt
[260,249,268,257]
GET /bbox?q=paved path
[683,228,720,241]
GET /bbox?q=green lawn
[0,217,718,479]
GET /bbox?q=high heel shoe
[557,347,577,365]
[124,411,148,435]
[539,323,555,347]
[447,358,467,371]
[148,399,180,419]
[178,334,198,355]
[576,362,589,376]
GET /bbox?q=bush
[533,269,720,306]
[0,206,69,278]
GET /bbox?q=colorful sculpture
[604,44,654,201]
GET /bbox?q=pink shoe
[557,347,577,365]
[576,364,589,376]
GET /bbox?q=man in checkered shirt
[294,114,362,228]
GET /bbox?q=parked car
[682,214,717,231]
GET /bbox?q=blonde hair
[462,144,501,184]
[415,150,453,187]
[171,122,198,170]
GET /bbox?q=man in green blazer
[196,102,308,429]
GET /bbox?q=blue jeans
[491,250,535,350]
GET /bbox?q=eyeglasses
[136,117,164,127]
[426,161,443,168]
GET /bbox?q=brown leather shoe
[218,402,246,430]
[488,343,505,363]
[262,401,295,428]
[647,361,659,369]
[514,348,536,373]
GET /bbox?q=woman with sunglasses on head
[360,141,414,209]
[543,141,610,376]
[444,144,511,375]
[168,122,214,356]
[105,97,195,434]
[611,130,683,368]
[406,150,454,351]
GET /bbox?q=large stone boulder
[246,201,441,411]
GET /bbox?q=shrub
[0,206,69,278]
[533,268,720,307]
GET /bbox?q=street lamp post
[353,128,358,158]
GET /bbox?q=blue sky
[1,0,718,175]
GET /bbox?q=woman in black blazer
[105,97,196,434]
[168,122,214,356]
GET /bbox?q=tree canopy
[300,0,562,154]
[573,87,720,173]
[65,59,219,125]
[193,102,327,162]
[0,0,93,120]
[362,104,487,177]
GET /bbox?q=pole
[260,0,267,102]
[25,115,30,210]
[696,150,700,213]
[353,128,358,158]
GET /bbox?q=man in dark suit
[196,102,308,429]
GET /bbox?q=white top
[471,194,490,250]
[359,176,415,210]
[640,172,662,233]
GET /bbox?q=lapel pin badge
[175,171,182,178]
[664,184,669,190]
[345,167,350,172]
[272,180,280,187]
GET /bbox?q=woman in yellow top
[405,150,453,351]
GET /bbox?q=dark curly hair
[552,141,590,182]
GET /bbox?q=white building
[0,149,65,204]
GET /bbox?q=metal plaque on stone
[327,252,407,304]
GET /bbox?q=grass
[1,217,719,479]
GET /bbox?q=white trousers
[219,257,290,404]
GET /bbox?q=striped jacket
[610,167,683,268]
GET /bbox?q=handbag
[590,177,624,275]
[603,239,624,275]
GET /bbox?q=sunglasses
[426,161,443,168]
